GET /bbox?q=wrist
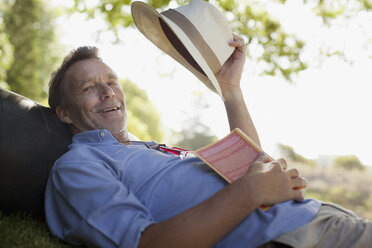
[233,175,263,210]
[221,86,244,103]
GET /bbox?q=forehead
[65,59,115,88]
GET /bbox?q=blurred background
[1,0,372,221]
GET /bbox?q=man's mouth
[101,107,120,113]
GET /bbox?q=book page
[195,129,270,183]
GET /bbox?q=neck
[70,125,130,144]
[112,130,130,144]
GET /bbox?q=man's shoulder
[53,143,101,169]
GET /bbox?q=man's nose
[99,83,115,100]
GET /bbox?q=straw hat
[131,0,235,100]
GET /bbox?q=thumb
[253,152,267,164]
[248,152,268,174]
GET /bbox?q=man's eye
[82,86,92,92]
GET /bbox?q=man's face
[57,58,127,135]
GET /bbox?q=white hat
[131,0,235,100]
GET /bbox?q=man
[45,37,371,248]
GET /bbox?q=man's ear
[56,106,72,124]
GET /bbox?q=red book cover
[195,128,273,183]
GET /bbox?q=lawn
[0,212,72,248]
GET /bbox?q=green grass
[0,212,73,248]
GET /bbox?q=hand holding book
[194,128,306,210]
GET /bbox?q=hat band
[161,9,221,75]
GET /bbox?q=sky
[52,0,372,166]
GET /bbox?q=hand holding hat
[217,34,247,101]
[131,0,243,101]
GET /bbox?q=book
[194,128,273,183]
[194,128,275,210]
[194,128,306,211]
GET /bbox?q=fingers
[271,160,307,202]
[232,33,244,43]
[291,176,308,189]
[254,152,267,164]
[277,158,288,170]
[291,176,307,202]
[269,158,288,170]
[229,39,245,48]
[287,168,299,178]
[247,157,308,205]
[229,34,246,49]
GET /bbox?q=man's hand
[218,34,262,146]
[217,34,246,100]
[139,153,306,248]
[242,154,307,207]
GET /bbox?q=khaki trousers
[262,202,372,248]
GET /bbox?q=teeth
[103,107,118,113]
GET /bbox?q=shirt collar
[72,129,119,145]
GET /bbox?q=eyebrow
[107,73,118,80]
[79,73,118,85]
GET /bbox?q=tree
[173,123,218,150]
[121,79,164,141]
[333,155,365,171]
[69,0,371,81]
[172,92,218,150]
[277,143,314,165]
[0,2,13,89]
[309,0,372,23]
[3,0,63,101]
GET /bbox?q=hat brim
[131,1,223,98]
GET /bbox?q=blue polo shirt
[45,130,321,247]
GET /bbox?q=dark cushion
[0,88,72,219]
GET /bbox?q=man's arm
[139,155,306,248]
[217,34,261,147]
[139,36,302,247]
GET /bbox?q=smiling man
[51,57,129,142]
[45,43,372,248]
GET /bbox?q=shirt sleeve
[45,160,155,248]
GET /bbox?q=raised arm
[217,34,261,147]
[139,36,306,248]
